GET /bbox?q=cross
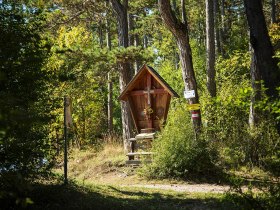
[143,86,156,107]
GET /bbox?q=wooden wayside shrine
[119,65,179,165]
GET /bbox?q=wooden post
[63,96,70,185]
[107,72,113,133]
[55,128,60,155]
[106,10,113,133]
[146,74,153,128]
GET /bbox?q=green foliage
[0,2,54,176]
[156,60,183,94]
[113,46,155,64]
[190,39,207,91]
[0,3,57,208]
[201,51,280,169]
[269,23,280,51]
[226,176,280,210]
[143,101,218,178]
[46,24,113,145]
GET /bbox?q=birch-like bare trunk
[106,13,113,133]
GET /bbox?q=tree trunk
[244,0,279,98]
[128,13,137,75]
[271,0,276,24]
[214,0,221,55]
[128,13,134,46]
[174,51,180,70]
[134,32,141,74]
[110,0,133,151]
[220,0,225,56]
[81,104,86,141]
[249,46,261,128]
[206,0,216,97]
[143,10,149,49]
[158,0,202,133]
[106,13,113,133]
[107,72,113,133]
[55,128,60,155]
[99,20,103,47]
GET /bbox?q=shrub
[227,176,280,210]
[143,101,218,179]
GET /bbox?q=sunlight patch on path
[122,184,230,193]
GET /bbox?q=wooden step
[127,152,153,156]
[135,133,155,140]
[128,138,136,142]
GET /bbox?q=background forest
[0,0,280,209]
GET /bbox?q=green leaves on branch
[112,46,155,64]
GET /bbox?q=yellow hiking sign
[186,103,200,111]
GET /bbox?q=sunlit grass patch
[53,141,128,184]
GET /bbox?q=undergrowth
[139,103,219,179]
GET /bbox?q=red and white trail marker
[191,111,200,119]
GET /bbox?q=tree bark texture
[128,13,137,74]
[128,13,134,47]
[221,0,225,31]
[107,73,113,133]
[158,0,202,132]
[106,16,112,51]
[106,14,113,133]
[244,0,280,98]
[110,0,133,151]
[134,31,141,74]
[98,20,104,47]
[206,0,216,97]
[220,0,225,56]
[143,10,149,49]
[249,47,262,128]
[214,0,221,55]
[181,0,186,24]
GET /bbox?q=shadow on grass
[145,164,232,185]
[22,181,242,210]
[172,165,277,187]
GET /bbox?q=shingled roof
[119,64,179,100]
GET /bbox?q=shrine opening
[119,65,179,164]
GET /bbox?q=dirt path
[123,183,230,193]
[69,167,231,193]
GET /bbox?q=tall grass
[53,133,126,183]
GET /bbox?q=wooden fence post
[63,96,71,184]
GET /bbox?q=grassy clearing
[54,142,275,186]
[45,142,279,210]
[54,142,139,185]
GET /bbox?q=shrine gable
[119,65,179,133]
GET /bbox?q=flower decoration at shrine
[143,106,153,116]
